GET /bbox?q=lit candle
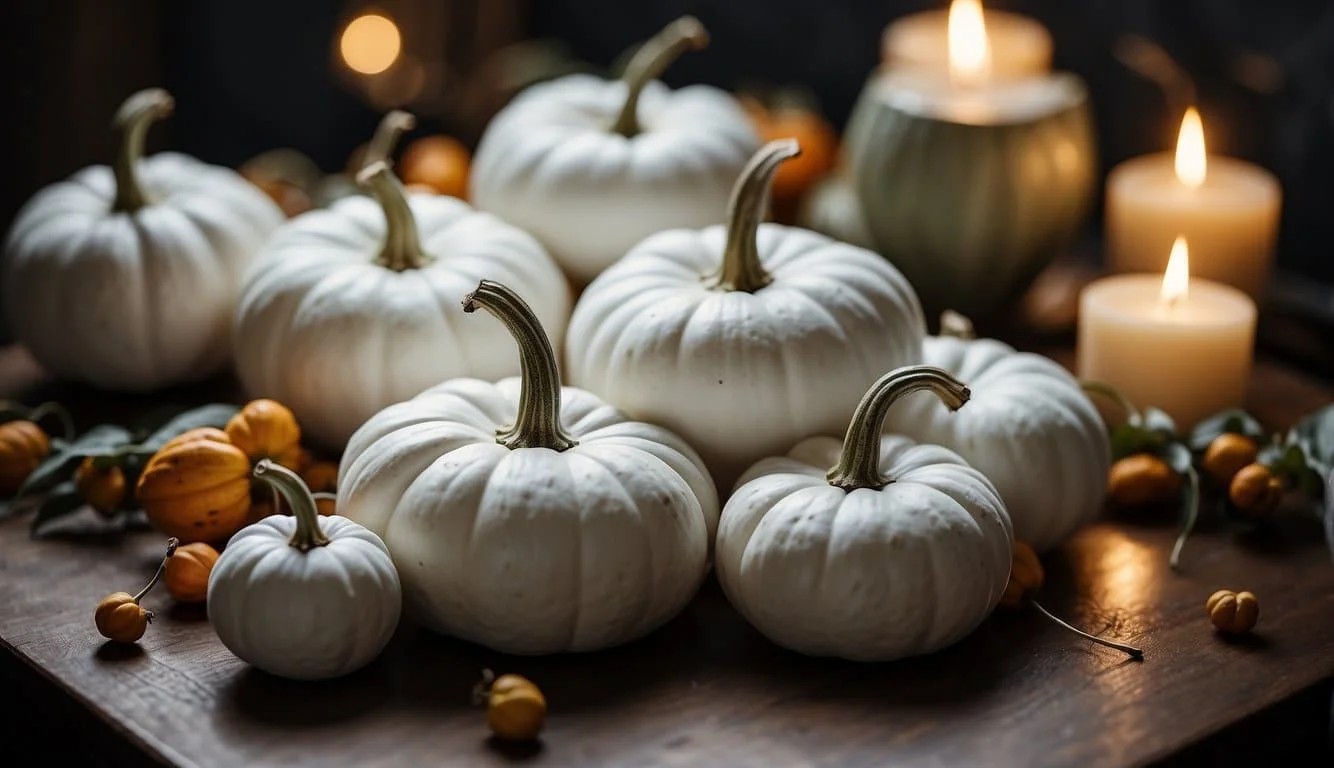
[839,0,1094,320]
[882,0,1053,83]
[1105,108,1282,299]
[1078,237,1256,429]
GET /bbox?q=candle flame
[1174,107,1207,188]
[1160,236,1190,307]
[948,0,992,87]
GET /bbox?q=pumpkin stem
[358,161,430,272]
[1168,465,1201,571]
[938,310,977,340]
[714,140,801,293]
[462,280,577,452]
[827,366,969,491]
[112,88,174,213]
[1029,599,1144,659]
[609,16,709,138]
[363,110,416,170]
[132,538,179,603]
[253,460,331,553]
[1080,380,1141,426]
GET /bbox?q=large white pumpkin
[209,460,401,681]
[338,280,718,654]
[2,89,283,391]
[233,161,569,448]
[471,16,759,284]
[717,366,1013,661]
[566,139,926,490]
[885,320,1108,551]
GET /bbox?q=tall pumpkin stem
[112,88,174,213]
[610,16,709,137]
[462,280,577,452]
[363,110,416,170]
[132,538,179,603]
[827,366,970,491]
[253,460,330,553]
[714,139,801,293]
[358,161,429,272]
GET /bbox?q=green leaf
[1110,422,1169,461]
[138,403,239,453]
[67,424,135,455]
[1188,409,1265,451]
[1140,407,1178,437]
[1161,442,1193,475]
[13,424,135,500]
[30,482,86,537]
[1293,404,1334,473]
[13,450,83,499]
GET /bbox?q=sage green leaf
[1293,404,1334,473]
[30,482,86,538]
[1161,442,1193,475]
[1188,409,1265,451]
[138,403,239,453]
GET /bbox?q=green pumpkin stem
[358,161,429,272]
[714,139,801,293]
[610,16,709,138]
[462,280,577,452]
[112,88,174,213]
[363,110,416,170]
[253,460,330,553]
[827,366,970,491]
[132,537,179,603]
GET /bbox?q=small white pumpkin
[566,139,926,490]
[471,16,759,284]
[2,89,283,391]
[717,366,1013,662]
[208,460,401,681]
[338,280,719,654]
[884,315,1109,551]
[233,159,570,448]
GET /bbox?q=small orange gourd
[1207,589,1259,634]
[1228,463,1284,518]
[741,96,837,223]
[136,427,252,543]
[164,542,221,603]
[475,669,546,741]
[75,457,127,515]
[400,135,471,200]
[1201,433,1258,487]
[300,458,339,516]
[1107,453,1181,507]
[96,538,177,643]
[225,399,302,469]
[0,420,50,495]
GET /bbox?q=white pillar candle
[1106,108,1282,299]
[1078,237,1256,429]
[882,0,1052,82]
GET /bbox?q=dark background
[2,1,1331,335]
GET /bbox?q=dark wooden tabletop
[1,344,1332,768]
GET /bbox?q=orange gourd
[301,458,339,516]
[741,97,837,223]
[164,542,220,603]
[75,457,127,515]
[0,420,50,495]
[475,670,546,741]
[400,135,470,200]
[225,399,302,469]
[136,427,252,543]
[95,538,176,643]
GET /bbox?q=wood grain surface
[1,347,1331,768]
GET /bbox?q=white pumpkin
[717,366,1013,661]
[233,160,570,448]
[2,89,283,391]
[885,317,1109,551]
[338,280,719,654]
[208,460,401,681]
[471,16,759,285]
[566,139,926,490]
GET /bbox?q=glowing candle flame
[948,0,992,87]
[340,14,401,75]
[1174,107,1207,189]
[1161,236,1190,307]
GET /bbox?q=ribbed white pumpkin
[471,16,759,284]
[2,89,282,391]
[717,367,1013,661]
[233,161,569,448]
[338,281,718,654]
[885,319,1108,551]
[208,461,401,681]
[566,140,926,490]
